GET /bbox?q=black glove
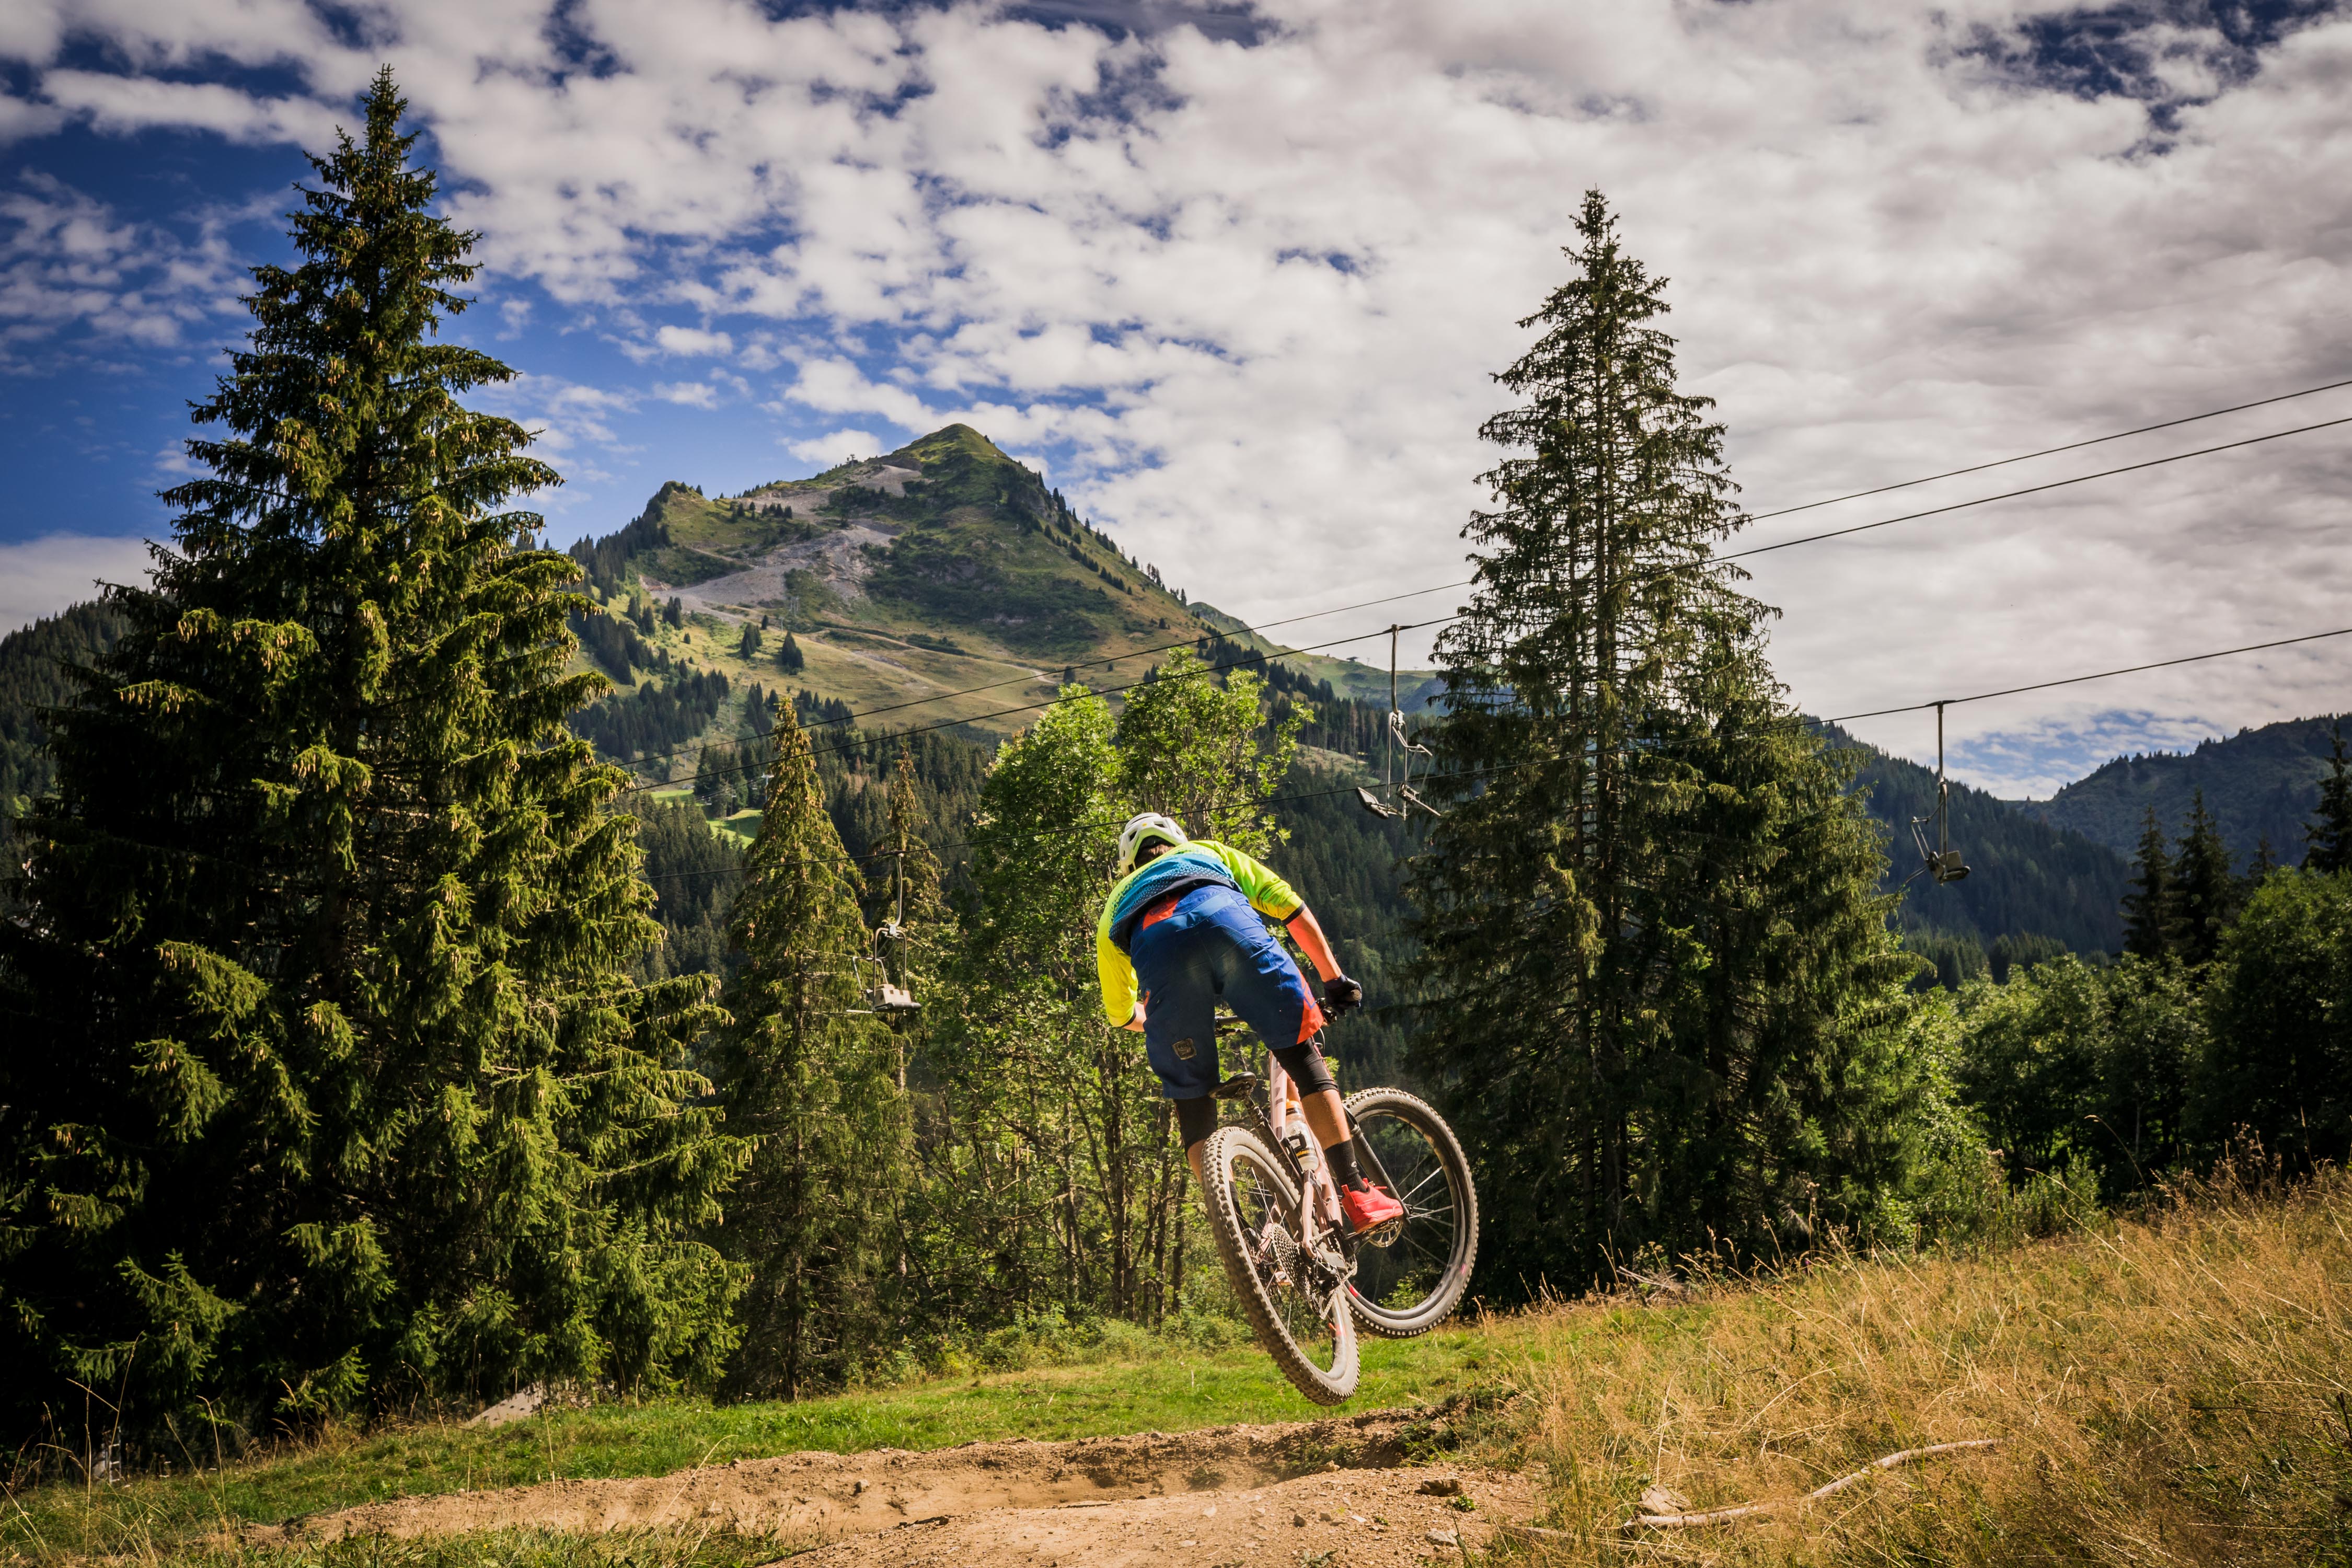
[1322,975,1364,1016]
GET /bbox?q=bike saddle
[1212,1074,1260,1100]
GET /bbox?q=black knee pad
[1270,1039,1338,1099]
[1175,1094,1220,1150]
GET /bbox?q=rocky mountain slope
[563,424,1430,750]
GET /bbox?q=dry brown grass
[1498,1166,2352,1565]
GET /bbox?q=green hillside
[0,601,127,815]
[560,425,1416,770]
[2018,713,2348,868]
[1822,725,2131,981]
[1190,599,1444,710]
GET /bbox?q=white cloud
[0,533,154,633]
[782,356,936,431]
[785,428,880,467]
[9,0,2352,791]
[0,93,64,144]
[0,172,247,359]
[41,71,343,146]
[469,372,642,500]
[654,380,719,408]
[652,324,734,358]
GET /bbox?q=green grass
[4,1327,1506,1562]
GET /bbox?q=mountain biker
[1097,812,1405,1236]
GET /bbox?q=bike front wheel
[1343,1087,1479,1339]
[1198,1125,1359,1405]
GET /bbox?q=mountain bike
[1196,1015,1479,1405]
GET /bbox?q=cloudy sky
[1,0,2348,794]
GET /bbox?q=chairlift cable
[1722,412,2352,562]
[1745,373,2352,523]
[637,616,2352,891]
[1827,621,2352,723]
[629,613,1460,795]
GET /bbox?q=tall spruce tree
[2122,805,2179,959]
[0,72,744,1441]
[713,706,910,1397]
[2173,788,2236,965]
[1405,192,1925,1288]
[2307,722,2352,874]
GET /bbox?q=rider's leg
[1295,1089,1356,1168]
[1131,892,1227,1194]
[1176,1094,1219,1189]
[1200,893,1384,1192]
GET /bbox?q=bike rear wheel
[1198,1126,1358,1405]
[1343,1087,1479,1339]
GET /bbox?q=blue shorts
[1129,884,1324,1100]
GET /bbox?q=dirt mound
[286,1406,1528,1561]
[786,1464,1530,1566]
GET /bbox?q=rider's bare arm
[1283,905,1342,982]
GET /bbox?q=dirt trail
[290,1408,1531,1564]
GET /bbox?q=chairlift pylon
[1909,701,1971,886]
[1356,624,1444,822]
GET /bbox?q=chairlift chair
[1909,701,1971,886]
[852,851,922,1018]
[1356,624,1444,822]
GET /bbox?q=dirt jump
[286,1405,1533,1565]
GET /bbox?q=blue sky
[3,0,2350,795]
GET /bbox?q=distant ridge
[2017,712,2348,867]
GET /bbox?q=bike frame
[1265,1051,1345,1238]
[1216,1019,1408,1276]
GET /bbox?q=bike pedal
[1357,1216,1405,1249]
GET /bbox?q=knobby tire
[1343,1087,1479,1339]
[1200,1125,1359,1405]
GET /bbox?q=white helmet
[1116,812,1188,874]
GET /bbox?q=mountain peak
[890,423,1009,467]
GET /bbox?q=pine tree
[1405,191,1927,1288]
[2306,721,2352,873]
[2173,788,2236,965]
[713,706,910,1397]
[778,630,805,674]
[0,71,743,1440]
[2122,805,2179,959]
[737,621,764,662]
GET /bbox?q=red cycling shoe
[1339,1183,1404,1236]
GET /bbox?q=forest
[2,77,2346,1457]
